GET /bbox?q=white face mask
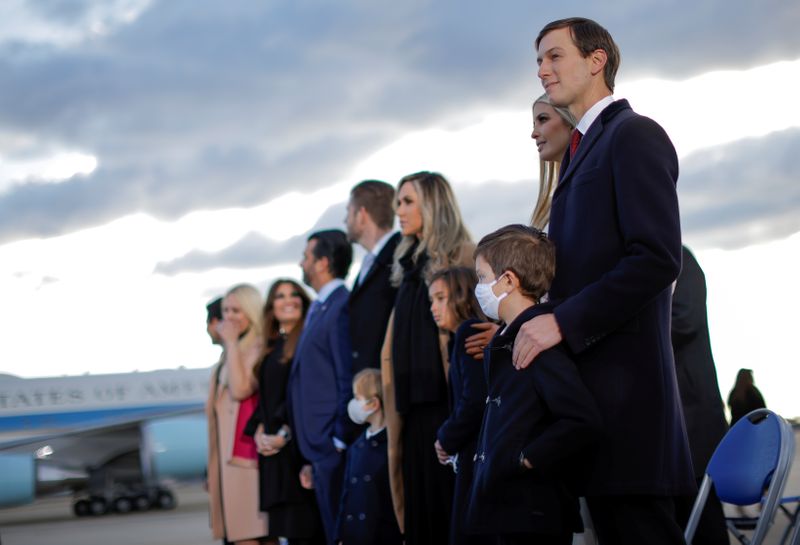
[347,397,376,425]
[474,275,508,321]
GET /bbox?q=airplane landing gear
[71,486,176,516]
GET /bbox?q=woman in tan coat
[206,283,271,544]
[381,171,474,545]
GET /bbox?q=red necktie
[570,129,582,159]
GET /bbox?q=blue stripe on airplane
[0,403,204,431]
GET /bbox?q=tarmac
[1,430,799,545]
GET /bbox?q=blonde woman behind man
[465,94,576,357]
[530,92,577,230]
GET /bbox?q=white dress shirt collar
[315,278,345,302]
[369,230,396,258]
[366,426,386,439]
[576,95,615,136]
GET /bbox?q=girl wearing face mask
[382,171,474,545]
[335,369,402,545]
[428,267,490,545]
[243,279,324,545]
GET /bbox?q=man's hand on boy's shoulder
[464,322,500,360]
[512,313,562,370]
[519,452,533,469]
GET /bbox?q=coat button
[346,514,353,521]
[351,477,358,484]
[371,440,378,447]
[363,474,372,482]
[359,513,366,521]
[352,351,359,358]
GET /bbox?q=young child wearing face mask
[468,224,602,545]
[334,369,402,545]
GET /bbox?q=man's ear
[589,48,608,77]
[316,255,331,276]
[358,205,369,223]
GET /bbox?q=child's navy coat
[468,303,602,537]
[335,428,402,545]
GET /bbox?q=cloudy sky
[1,1,798,417]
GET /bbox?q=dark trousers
[675,482,730,545]
[586,495,686,545]
[311,450,346,545]
[402,402,455,545]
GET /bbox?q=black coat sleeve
[437,323,488,454]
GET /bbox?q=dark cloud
[155,199,347,275]
[0,0,797,243]
[155,231,305,276]
[678,127,800,249]
[153,127,800,274]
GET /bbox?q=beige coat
[380,241,475,532]
[206,352,268,542]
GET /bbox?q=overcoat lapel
[554,99,632,199]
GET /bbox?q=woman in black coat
[388,171,474,545]
[429,267,491,545]
[246,279,323,545]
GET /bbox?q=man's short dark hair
[350,180,395,230]
[308,229,353,279]
[474,224,555,301]
[206,297,223,323]
[536,17,620,92]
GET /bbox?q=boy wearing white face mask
[335,369,402,545]
[468,224,602,545]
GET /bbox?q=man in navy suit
[288,229,357,544]
[344,180,400,374]
[512,18,695,544]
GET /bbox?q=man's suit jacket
[288,284,357,463]
[672,245,728,478]
[349,232,401,374]
[548,99,695,496]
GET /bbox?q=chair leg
[788,508,800,545]
[685,477,713,545]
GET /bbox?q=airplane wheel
[73,499,90,517]
[113,496,133,514]
[155,490,175,510]
[89,497,108,516]
[133,495,150,511]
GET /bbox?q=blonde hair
[391,171,472,286]
[353,368,382,401]
[224,283,264,352]
[530,94,577,230]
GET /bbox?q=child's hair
[353,368,382,402]
[474,224,556,301]
[428,266,486,324]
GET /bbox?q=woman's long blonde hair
[390,171,472,286]
[224,283,264,352]
[530,93,577,230]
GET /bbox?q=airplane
[0,367,211,517]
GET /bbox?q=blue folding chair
[684,409,795,545]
